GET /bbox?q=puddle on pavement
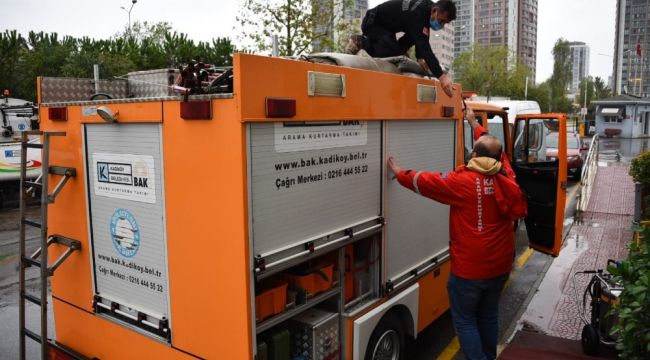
[519,232,588,333]
[597,137,650,165]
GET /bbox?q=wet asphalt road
[413,180,580,360]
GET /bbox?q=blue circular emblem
[18,123,26,131]
[110,208,140,258]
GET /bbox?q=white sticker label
[274,121,367,153]
[82,106,98,116]
[93,153,156,204]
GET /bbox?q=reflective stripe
[413,171,423,194]
[402,0,423,11]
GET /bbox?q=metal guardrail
[576,134,599,215]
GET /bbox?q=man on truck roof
[387,107,527,360]
[347,0,457,97]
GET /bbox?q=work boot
[345,35,365,55]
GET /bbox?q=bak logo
[134,177,148,187]
[98,163,109,181]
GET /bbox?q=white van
[485,100,541,124]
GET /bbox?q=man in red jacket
[387,108,526,360]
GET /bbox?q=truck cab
[465,102,568,257]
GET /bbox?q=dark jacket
[363,0,444,77]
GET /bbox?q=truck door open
[512,114,567,256]
[463,105,510,163]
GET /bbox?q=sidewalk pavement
[501,165,634,358]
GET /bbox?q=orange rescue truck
[27,53,567,360]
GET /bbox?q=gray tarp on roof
[302,52,430,77]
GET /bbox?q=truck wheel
[365,313,405,360]
[581,324,599,356]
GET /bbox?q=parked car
[546,131,588,180]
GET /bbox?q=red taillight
[48,107,67,121]
[266,97,296,118]
[47,346,74,360]
[180,100,212,120]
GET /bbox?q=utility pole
[121,0,138,37]
[582,76,589,131]
[524,76,529,100]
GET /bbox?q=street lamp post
[582,76,590,132]
[121,0,137,36]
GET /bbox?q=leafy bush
[629,151,650,185]
[609,225,650,359]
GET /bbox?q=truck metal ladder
[18,131,82,360]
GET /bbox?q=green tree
[19,32,77,101]
[575,76,611,115]
[576,77,594,112]
[527,80,552,112]
[548,38,572,112]
[453,44,529,100]
[1,25,236,101]
[236,0,355,56]
[593,76,612,100]
[0,30,28,97]
[119,21,173,45]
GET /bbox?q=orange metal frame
[39,53,465,359]
[514,113,568,257]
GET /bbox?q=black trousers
[361,10,415,58]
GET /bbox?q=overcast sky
[0,0,615,84]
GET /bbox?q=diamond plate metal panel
[128,69,179,98]
[40,77,128,103]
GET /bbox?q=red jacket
[395,126,527,280]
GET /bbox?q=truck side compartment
[36,53,471,359]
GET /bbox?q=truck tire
[581,324,599,356]
[364,313,405,360]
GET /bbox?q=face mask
[430,19,443,31]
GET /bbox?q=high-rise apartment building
[568,42,590,94]
[454,0,475,56]
[430,25,456,76]
[312,0,368,52]
[452,0,538,82]
[613,0,650,96]
[518,0,537,81]
[474,0,518,49]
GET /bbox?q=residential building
[430,25,456,77]
[517,0,537,81]
[568,42,590,94]
[453,0,538,82]
[312,0,368,52]
[453,0,475,56]
[613,0,650,96]
[473,0,518,50]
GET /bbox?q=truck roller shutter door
[385,120,455,287]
